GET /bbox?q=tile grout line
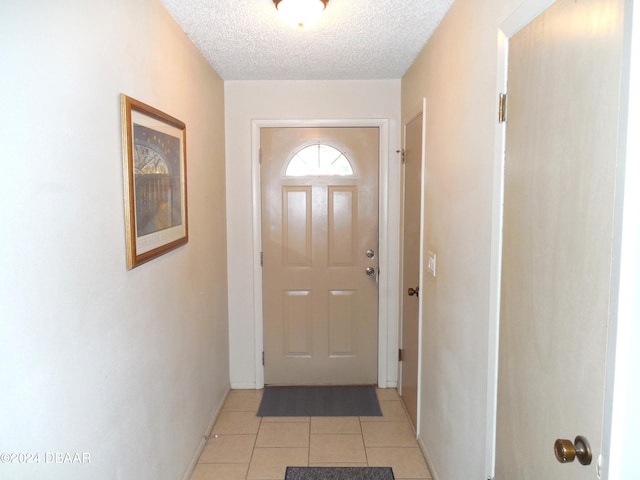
[307,416,311,468]
[244,415,261,480]
[360,415,371,467]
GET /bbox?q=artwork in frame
[120,94,188,269]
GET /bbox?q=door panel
[262,127,379,385]
[329,290,356,356]
[495,0,624,477]
[328,187,356,265]
[283,187,312,265]
[283,290,312,356]
[400,108,425,429]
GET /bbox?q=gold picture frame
[120,94,188,269]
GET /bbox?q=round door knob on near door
[554,436,592,465]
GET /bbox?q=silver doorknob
[365,249,375,259]
[365,267,376,277]
[554,436,592,465]
[408,286,419,297]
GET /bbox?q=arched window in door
[284,144,354,176]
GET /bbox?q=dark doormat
[257,385,382,417]
[285,467,395,480]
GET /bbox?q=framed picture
[120,94,188,269]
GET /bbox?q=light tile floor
[189,388,431,480]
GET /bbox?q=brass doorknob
[554,436,592,465]
[407,286,419,297]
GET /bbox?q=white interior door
[495,0,625,477]
[400,104,425,430]
[261,127,380,385]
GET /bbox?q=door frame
[251,118,392,388]
[488,0,638,478]
[398,99,427,434]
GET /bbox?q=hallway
[4,1,639,479]
[189,388,431,480]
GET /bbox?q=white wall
[224,80,401,389]
[0,2,229,479]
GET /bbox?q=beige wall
[402,0,525,478]
[0,1,229,479]
[224,80,402,389]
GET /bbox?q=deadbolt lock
[554,436,592,465]
[365,249,375,259]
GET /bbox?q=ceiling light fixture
[274,0,328,28]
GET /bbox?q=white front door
[495,0,625,477]
[261,127,380,385]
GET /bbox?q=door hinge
[498,93,507,123]
[398,349,404,362]
[262,351,265,366]
[258,148,262,164]
[396,149,405,163]
[260,251,263,267]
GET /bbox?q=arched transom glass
[285,144,354,176]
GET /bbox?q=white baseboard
[230,382,258,389]
[417,435,439,480]
[181,385,231,480]
[231,382,394,389]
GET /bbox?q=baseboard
[230,382,257,389]
[417,435,440,480]
[181,385,231,480]
[232,382,394,389]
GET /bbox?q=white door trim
[488,0,558,477]
[251,118,391,389]
[603,1,639,478]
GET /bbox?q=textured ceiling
[159,0,454,80]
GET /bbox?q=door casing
[251,118,393,389]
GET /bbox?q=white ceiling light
[273,0,328,28]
